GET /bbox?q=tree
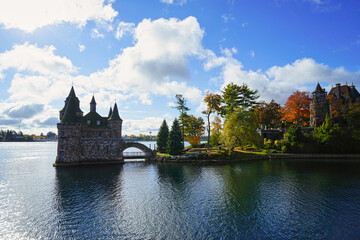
[210,116,222,146]
[167,119,183,155]
[202,92,221,150]
[281,91,311,126]
[313,115,340,147]
[254,100,282,128]
[173,94,190,148]
[156,120,169,153]
[345,103,360,140]
[221,108,262,151]
[221,83,259,117]
[184,115,205,146]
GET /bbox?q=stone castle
[55,87,153,165]
[310,83,360,127]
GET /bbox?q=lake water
[1,142,360,239]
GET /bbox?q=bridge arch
[121,142,155,159]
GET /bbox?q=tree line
[157,82,360,155]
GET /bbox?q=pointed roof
[108,107,113,118]
[90,95,96,104]
[60,86,83,113]
[69,86,76,98]
[61,94,78,124]
[313,83,326,93]
[108,103,122,121]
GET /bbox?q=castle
[55,87,153,165]
[310,83,360,127]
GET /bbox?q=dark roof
[61,94,79,124]
[82,111,108,128]
[108,103,122,121]
[60,86,83,113]
[313,83,326,93]
[90,95,96,104]
[108,107,113,118]
[329,84,360,99]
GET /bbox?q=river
[1,142,360,239]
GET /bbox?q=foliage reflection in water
[1,142,360,239]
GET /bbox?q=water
[1,142,360,239]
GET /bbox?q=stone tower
[310,83,329,127]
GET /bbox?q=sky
[0,0,359,135]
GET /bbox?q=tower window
[96,120,100,125]
[87,120,91,125]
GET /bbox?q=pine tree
[167,119,183,155]
[156,120,169,153]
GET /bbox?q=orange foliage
[327,94,344,119]
[281,91,311,126]
[188,136,201,146]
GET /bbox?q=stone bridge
[122,142,155,159]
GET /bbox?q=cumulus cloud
[0,0,118,33]
[0,43,77,77]
[79,44,86,52]
[206,51,360,104]
[84,17,204,104]
[91,28,104,38]
[123,117,166,135]
[4,104,44,119]
[115,22,135,39]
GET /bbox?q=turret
[59,86,83,120]
[108,103,123,138]
[90,95,96,113]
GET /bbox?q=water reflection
[54,165,123,239]
[2,142,360,240]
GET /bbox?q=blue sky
[0,0,359,135]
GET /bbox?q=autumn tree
[254,100,282,128]
[173,94,190,148]
[210,116,222,146]
[281,91,311,126]
[167,119,183,155]
[184,115,204,146]
[156,120,169,153]
[202,92,221,149]
[221,83,259,117]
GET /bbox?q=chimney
[336,83,341,99]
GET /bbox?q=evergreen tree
[221,83,259,117]
[173,94,190,148]
[167,119,183,155]
[156,120,169,153]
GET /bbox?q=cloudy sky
[0,0,359,135]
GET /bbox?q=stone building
[310,83,360,127]
[310,83,329,127]
[56,87,153,165]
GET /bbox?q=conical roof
[108,107,113,118]
[60,86,83,113]
[313,83,325,93]
[108,103,122,121]
[61,94,78,124]
[90,95,96,104]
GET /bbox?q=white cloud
[206,50,360,104]
[160,0,187,5]
[123,117,166,135]
[79,44,85,52]
[91,28,104,38]
[85,17,204,104]
[115,22,135,39]
[0,43,77,77]
[0,0,118,33]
